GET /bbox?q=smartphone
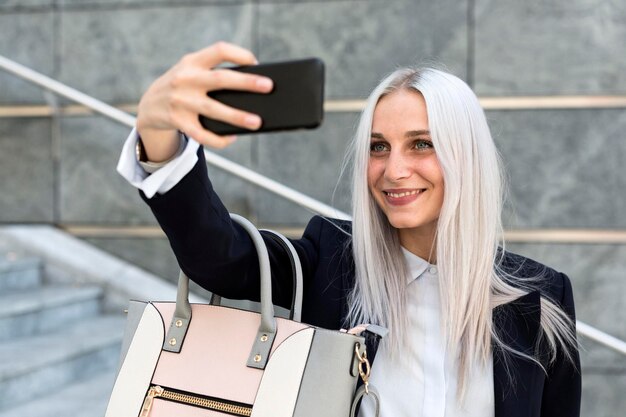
[199,58,325,135]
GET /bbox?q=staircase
[0,256,125,417]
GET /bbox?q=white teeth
[386,190,420,198]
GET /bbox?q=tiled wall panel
[252,112,357,224]
[58,116,254,224]
[488,108,626,228]
[0,1,54,9]
[0,118,55,222]
[474,0,626,95]
[60,1,246,6]
[58,4,254,103]
[258,0,468,99]
[59,116,154,224]
[581,373,626,417]
[0,11,56,104]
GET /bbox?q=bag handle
[260,229,303,322]
[162,213,301,370]
[209,228,303,322]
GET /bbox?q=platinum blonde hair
[346,67,576,397]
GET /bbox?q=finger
[187,41,258,68]
[184,120,238,149]
[200,68,273,94]
[196,96,263,131]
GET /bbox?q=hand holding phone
[136,42,274,160]
[199,58,325,135]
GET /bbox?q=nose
[384,150,412,181]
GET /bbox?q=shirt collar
[401,247,433,284]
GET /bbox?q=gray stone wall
[1,1,625,415]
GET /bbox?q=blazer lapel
[492,290,544,417]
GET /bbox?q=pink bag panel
[151,303,310,405]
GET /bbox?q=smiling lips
[383,189,425,205]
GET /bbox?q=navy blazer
[142,150,581,417]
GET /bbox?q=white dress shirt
[359,249,494,417]
[117,129,495,416]
[117,129,199,198]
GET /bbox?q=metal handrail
[1,53,624,357]
[577,321,626,356]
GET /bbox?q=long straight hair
[345,67,577,397]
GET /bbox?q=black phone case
[199,58,325,135]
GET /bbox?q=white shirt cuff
[116,128,201,198]
[138,136,187,174]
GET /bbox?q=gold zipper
[140,385,252,417]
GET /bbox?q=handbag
[105,213,384,417]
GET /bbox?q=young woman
[118,42,581,417]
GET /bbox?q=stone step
[0,371,117,417]
[0,285,103,338]
[0,258,42,292]
[0,315,125,411]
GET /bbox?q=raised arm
[140,147,322,310]
[127,42,327,309]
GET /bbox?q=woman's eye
[370,142,388,152]
[414,140,433,150]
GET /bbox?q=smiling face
[367,89,444,255]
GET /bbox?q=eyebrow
[370,130,430,139]
[406,130,430,137]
